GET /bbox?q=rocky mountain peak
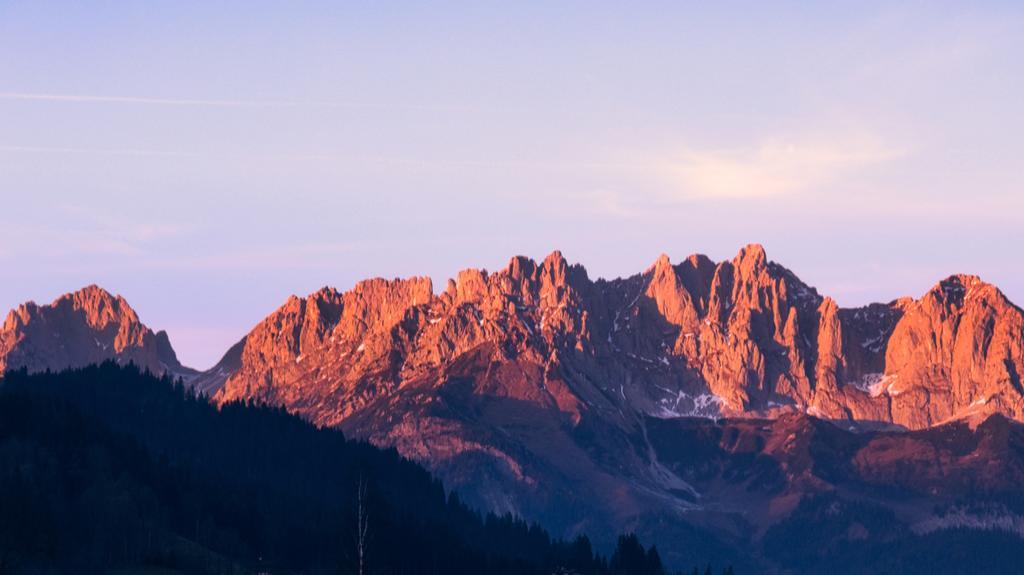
[539,250,572,289]
[32,284,138,333]
[506,255,538,281]
[926,274,997,308]
[649,253,673,273]
[640,253,702,329]
[0,286,194,378]
[541,249,568,270]
[733,243,768,273]
[454,268,490,303]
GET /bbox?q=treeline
[0,363,732,575]
[762,493,1024,574]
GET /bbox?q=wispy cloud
[57,204,189,244]
[141,242,364,272]
[0,92,495,113]
[0,227,144,257]
[0,212,363,274]
[0,205,191,259]
[577,131,910,219]
[0,145,198,157]
[0,92,333,108]
[667,137,906,200]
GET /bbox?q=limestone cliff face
[203,245,1024,542]
[0,285,193,378]
[210,245,1024,433]
[213,277,435,420]
[871,275,1024,428]
[10,250,1018,436]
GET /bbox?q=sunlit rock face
[200,245,1024,554]
[0,285,194,379]
[210,245,1024,431]
[9,248,1024,566]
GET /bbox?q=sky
[1,1,1022,369]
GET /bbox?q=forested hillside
[0,363,725,575]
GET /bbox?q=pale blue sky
[1,1,1022,368]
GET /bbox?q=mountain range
[4,244,1024,571]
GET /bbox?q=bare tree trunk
[356,474,369,575]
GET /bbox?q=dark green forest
[0,364,730,575]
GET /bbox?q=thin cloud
[57,204,190,244]
[668,137,907,200]
[0,92,495,113]
[0,143,655,170]
[580,189,653,219]
[0,206,191,259]
[0,227,143,257]
[137,242,365,272]
[0,145,198,157]
[0,92,313,108]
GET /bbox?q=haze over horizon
[2,1,1022,368]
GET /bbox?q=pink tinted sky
[1,2,1022,368]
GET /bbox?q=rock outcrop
[210,245,1024,431]
[0,285,195,379]
[202,245,1024,557]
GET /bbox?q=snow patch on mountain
[652,389,723,419]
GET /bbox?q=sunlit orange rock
[0,285,193,378]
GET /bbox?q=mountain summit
[207,245,1024,430]
[0,285,195,378]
